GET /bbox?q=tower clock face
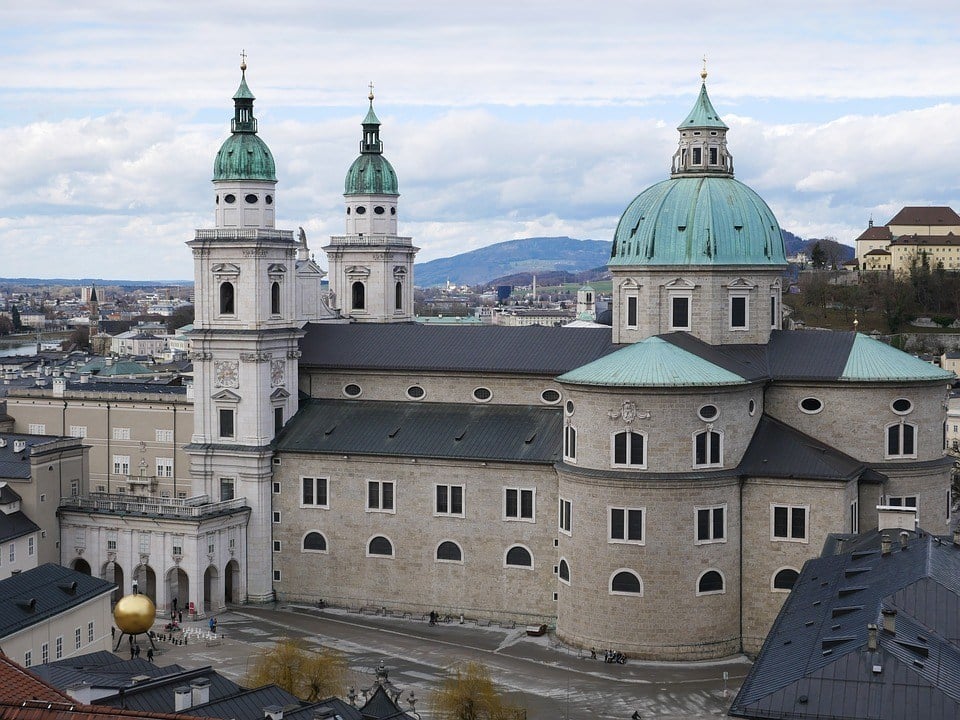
[214,360,240,388]
[270,359,285,387]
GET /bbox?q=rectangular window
[219,409,235,439]
[609,507,644,544]
[772,504,808,542]
[367,480,395,512]
[435,484,464,516]
[272,481,281,494]
[692,147,702,164]
[156,458,174,478]
[28,537,34,556]
[70,479,80,496]
[28,423,46,434]
[770,295,778,328]
[850,500,859,533]
[301,477,329,507]
[273,570,281,582]
[55,636,62,659]
[730,296,747,329]
[9,543,14,562]
[139,532,150,554]
[112,455,130,475]
[272,511,281,524]
[273,540,281,552]
[886,495,918,508]
[564,426,577,462]
[709,146,718,164]
[88,621,94,643]
[505,488,535,521]
[41,643,48,664]
[75,627,82,650]
[274,407,284,435]
[156,429,174,443]
[24,651,31,668]
[219,477,235,501]
[627,296,638,327]
[671,296,690,330]
[695,506,726,543]
[112,427,131,440]
[558,498,572,535]
[69,425,87,438]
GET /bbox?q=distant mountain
[414,237,611,287]
[783,233,855,264]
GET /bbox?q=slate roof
[298,324,618,375]
[0,510,40,543]
[0,434,68,480]
[730,530,960,719]
[0,482,22,504]
[277,399,561,464]
[0,564,115,639]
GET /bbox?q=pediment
[726,277,756,290]
[345,265,370,277]
[270,388,291,400]
[664,277,696,290]
[212,263,241,275]
[211,389,241,403]
[267,263,287,274]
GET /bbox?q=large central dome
[609,76,785,267]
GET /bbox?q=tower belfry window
[220,282,235,315]
[352,282,365,310]
[271,281,281,315]
[395,281,402,311]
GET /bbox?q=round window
[374,206,385,215]
[541,389,561,404]
[407,385,425,400]
[265,195,273,205]
[473,387,492,402]
[245,193,258,204]
[565,400,574,415]
[224,194,236,204]
[343,383,362,398]
[748,399,756,416]
[355,206,367,215]
[799,397,823,414]
[698,404,719,421]
[891,398,913,415]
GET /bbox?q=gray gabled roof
[0,564,115,638]
[0,510,40,543]
[298,323,619,376]
[731,531,960,719]
[0,434,66,479]
[276,399,561,464]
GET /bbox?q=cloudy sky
[2,1,959,281]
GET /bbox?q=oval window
[748,399,756,416]
[565,400,574,415]
[473,387,492,402]
[407,385,425,400]
[245,193,258,204]
[891,398,913,415]
[799,397,823,414]
[346,207,351,215]
[215,195,220,205]
[541,389,561,404]
[224,194,236,204]
[390,207,396,215]
[343,383,362,398]
[698,404,719,421]
[265,195,273,205]
[355,206,367,215]
[374,206,385,214]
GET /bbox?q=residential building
[855,207,960,272]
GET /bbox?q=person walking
[146,647,154,662]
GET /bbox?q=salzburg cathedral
[6,63,952,660]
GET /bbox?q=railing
[327,234,413,246]
[193,229,294,242]
[59,493,248,519]
[124,474,157,487]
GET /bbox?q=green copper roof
[840,334,954,382]
[679,82,728,130]
[233,73,255,100]
[363,103,380,126]
[557,336,748,387]
[610,176,786,266]
[345,97,398,195]
[213,68,276,182]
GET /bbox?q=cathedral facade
[11,64,953,659]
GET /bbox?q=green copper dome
[609,176,786,266]
[344,94,398,195]
[213,68,276,182]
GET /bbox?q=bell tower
[185,58,302,603]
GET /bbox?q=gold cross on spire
[701,55,708,81]
[240,49,247,72]
[368,81,375,102]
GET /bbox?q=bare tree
[431,661,525,720]
[244,637,345,701]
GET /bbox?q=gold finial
[240,49,247,73]
[368,81,375,103]
[700,55,708,81]
[853,312,859,331]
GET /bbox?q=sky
[1,1,960,281]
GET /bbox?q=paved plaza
[128,604,748,719]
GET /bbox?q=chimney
[13,440,26,453]
[882,608,897,635]
[899,531,910,549]
[80,372,91,384]
[190,679,210,706]
[953,526,960,547]
[174,687,191,711]
[881,534,892,556]
[53,377,66,398]
[263,705,284,720]
[867,623,878,651]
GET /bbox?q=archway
[166,568,189,616]
[203,565,220,612]
[72,558,91,575]
[102,561,124,603]
[224,559,240,604]
[133,564,157,604]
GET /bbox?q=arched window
[610,569,643,596]
[395,281,403,311]
[436,541,462,563]
[612,430,646,467]
[773,568,799,591]
[352,281,365,311]
[558,558,570,584]
[694,429,722,467]
[886,422,917,458]
[367,535,393,557]
[219,282,235,315]
[504,545,533,568]
[271,281,280,315]
[302,532,327,553]
[697,570,724,595]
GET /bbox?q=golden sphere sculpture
[113,593,156,635]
